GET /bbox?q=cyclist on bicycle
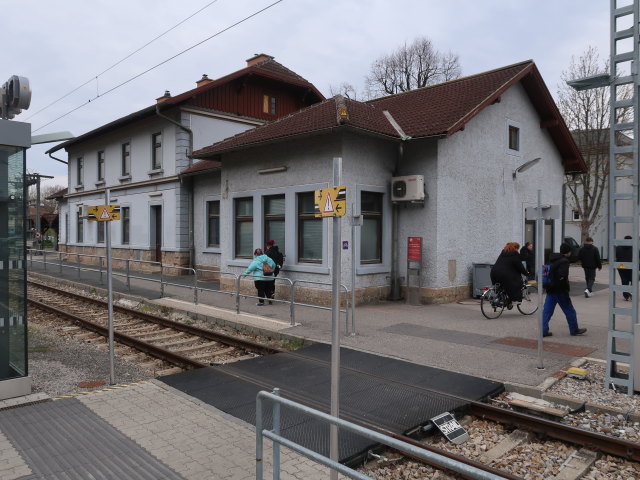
[490,242,528,308]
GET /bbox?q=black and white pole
[105,188,115,385]
[330,157,342,478]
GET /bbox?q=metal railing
[27,249,355,328]
[256,389,507,480]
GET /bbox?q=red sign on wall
[407,237,422,261]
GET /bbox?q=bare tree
[328,82,359,100]
[28,182,65,215]
[365,37,462,98]
[558,46,625,242]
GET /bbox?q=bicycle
[480,279,539,319]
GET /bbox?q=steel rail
[468,401,640,461]
[28,297,208,370]
[28,280,281,356]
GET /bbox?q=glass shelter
[0,119,30,400]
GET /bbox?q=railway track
[27,280,639,479]
[27,280,281,371]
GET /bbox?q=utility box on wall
[391,175,425,202]
[472,263,493,298]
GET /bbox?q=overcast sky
[3,0,609,190]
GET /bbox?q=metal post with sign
[314,159,345,479]
[87,195,121,385]
[525,192,560,370]
[406,237,423,305]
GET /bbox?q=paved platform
[0,381,331,480]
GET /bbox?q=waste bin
[472,263,493,298]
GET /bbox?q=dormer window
[263,94,276,115]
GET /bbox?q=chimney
[246,53,274,67]
[156,90,171,104]
[196,74,213,87]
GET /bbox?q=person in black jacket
[615,235,633,301]
[542,243,587,337]
[490,242,528,307]
[520,242,535,280]
[578,237,602,298]
[264,239,285,304]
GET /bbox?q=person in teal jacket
[244,248,276,306]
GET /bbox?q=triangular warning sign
[323,194,334,214]
[100,208,111,220]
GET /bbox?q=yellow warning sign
[87,205,121,221]
[314,186,346,217]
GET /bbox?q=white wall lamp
[513,157,541,179]
[258,166,288,174]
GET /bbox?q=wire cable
[26,0,220,122]
[34,0,283,133]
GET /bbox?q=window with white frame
[151,132,162,170]
[121,207,130,245]
[97,221,105,244]
[97,151,105,182]
[76,157,83,186]
[506,120,521,155]
[235,198,253,258]
[207,200,220,247]
[297,192,322,263]
[572,209,581,221]
[121,142,131,176]
[264,195,285,252]
[360,191,383,264]
[76,207,84,243]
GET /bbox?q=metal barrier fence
[27,249,354,331]
[256,389,507,480]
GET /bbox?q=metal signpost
[406,237,422,305]
[525,192,560,370]
[350,206,362,336]
[87,192,120,385]
[314,158,345,479]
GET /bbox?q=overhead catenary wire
[25,0,221,122]
[33,0,284,133]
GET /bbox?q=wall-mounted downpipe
[155,104,196,268]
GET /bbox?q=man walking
[542,243,587,337]
[578,236,602,297]
[616,235,633,301]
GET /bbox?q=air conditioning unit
[391,175,425,202]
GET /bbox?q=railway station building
[46,54,323,270]
[185,60,587,304]
[48,58,586,305]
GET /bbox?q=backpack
[541,264,551,288]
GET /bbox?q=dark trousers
[265,280,276,300]
[254,280,269,303]
[542,292,579,335]
[618,268,632,300]
[583,267,597,292]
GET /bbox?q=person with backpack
[615,235,633,301]
[542,243,587,337]
[244,248,276,306]
[264,240,284,304]
[578,237,602,298]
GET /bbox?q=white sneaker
[584,289,589,298]
[587,290,594,297]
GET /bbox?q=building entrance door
[151,206,162,263]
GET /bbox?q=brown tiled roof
[180,159,221,176]
[192,60,586,174]
[190,96,399,159]
[165,57,323,106]
[47,56,324,155]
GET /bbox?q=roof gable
[47,56,324,155]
